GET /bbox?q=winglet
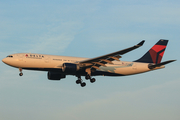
[137,40,145,46]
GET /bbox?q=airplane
[2,39,176,87]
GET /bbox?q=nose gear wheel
[19,68,23,76]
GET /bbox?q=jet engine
[47,71,66,80]
[62,63,80,74]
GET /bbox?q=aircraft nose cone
[2,58,8,64]
[2,57,15,66]
[2,58,6,63]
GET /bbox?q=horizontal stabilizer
[148,60,176,69]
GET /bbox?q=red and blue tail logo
[135,40,168,64]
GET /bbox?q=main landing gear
[19,68,23,76]
[85,75,96,83]
[76,77,86,87]
[76,76,86,87]
[76,75,96,87]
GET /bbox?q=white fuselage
[2,53,165,76]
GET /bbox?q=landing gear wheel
[19,73,23,76]
[81,82,86,87]
[76,80,81,84]
[85,75,90,80]
[90,78,96,83]
[19,68,23,76]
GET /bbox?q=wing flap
[91,66,101,70]
[109,56,121,61]
[92,62,106,67]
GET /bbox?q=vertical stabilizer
[135,40,168,64]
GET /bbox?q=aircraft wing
[79,40,145,70]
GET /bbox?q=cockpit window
[7,55,13,58]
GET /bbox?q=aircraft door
[132,63,137,70]
[18,54,23,61]
[45,57,50,63]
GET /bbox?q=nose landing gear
[19,68,23,76]
[19,73,23,76]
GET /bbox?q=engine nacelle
[47,71,66,80]
[62,63,80,74]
